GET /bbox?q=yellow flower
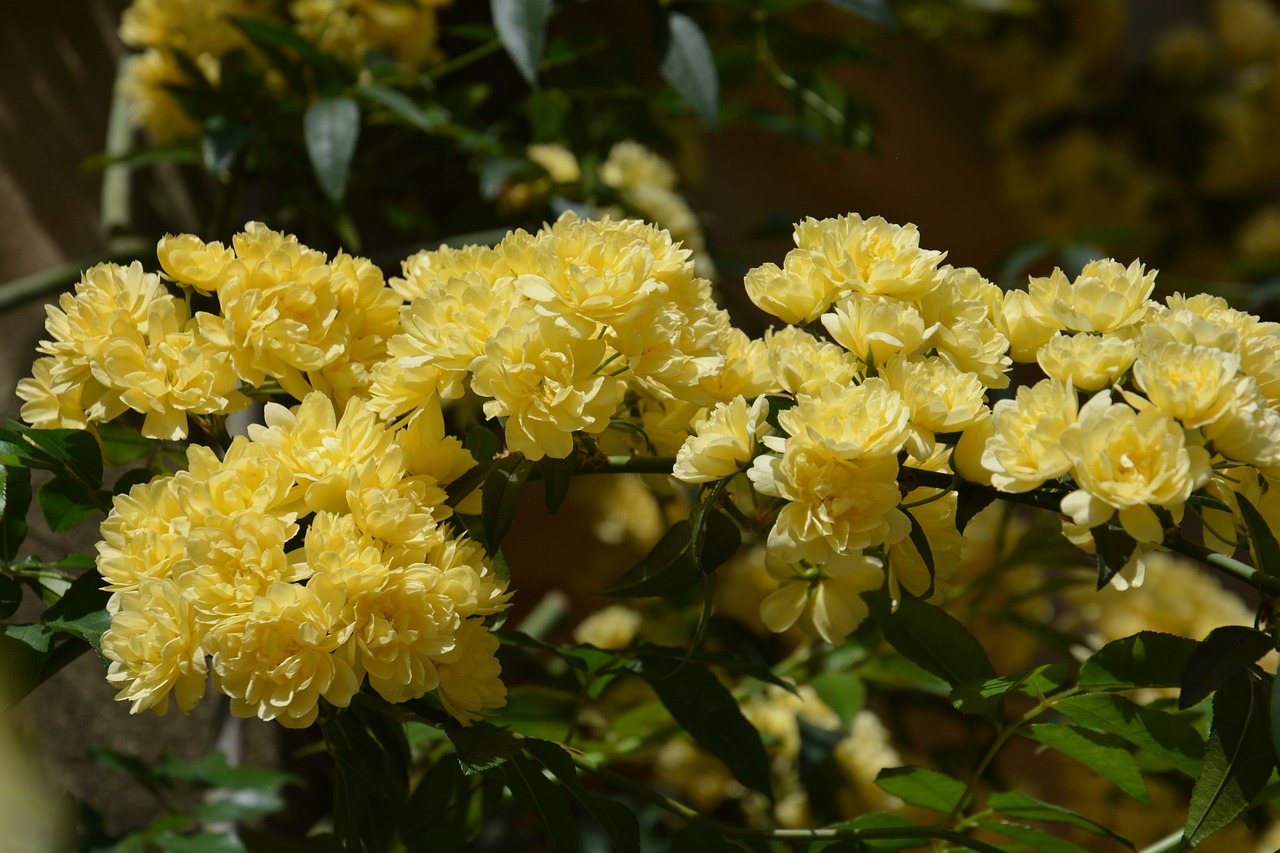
[207,577,359,728]
[573,604,643,649]
[527,143,582,183]
[1036,331,1139,392]
[395,402,481,513]
[750,448,909,573]
[97,473,194,592]
[392,242,513,301]
[673,395,773,484]
[599,140,679,190]
[470,313,625,460]
[16,357,86,430]
[793,214,947,300]
[102,578,207,716]
[758,554,885,643]
[881,355,989,437]
[157,233,234,294]
[309,251,403,408]
[982,378,1079,492]
[744,255,839,325]
[920,270,1012,389]
[1059,393,1211,542]
[775,379,910,460]
[741,685,840,759]
[765,325,861,399]
[1131,340,1249,429]
[417,533,512,620]
[1027,259,1156,334]
[694,328,775,403]
[433,620,507,725]
[181,510,304,626]
[346,457,445,548]
[834,711,904,814]
[821,293,933,367]
[999,289,1059,363]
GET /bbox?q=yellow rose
[821,293,933,367]
[1027,258,1155,334]
[102,578,207,716]
[1036,331,1138,392]
[673,395,773,484]
[765,325,861,398]
[776,378,911,459]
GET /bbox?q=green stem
[1139,829,1186,853]
[427,39,504,81]
[1165,535,1280,596]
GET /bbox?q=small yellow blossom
[673,395,773,484]
[573,605,643,649]
[157,233,234,293]
[1036,331,1139,392]
[1027,259,1156,334]
[775,379,910,460]
[433,620,507,725]
[982,378,1079,492]
[102,578,207,716]
[759,554,885,643]
[821,293,933,367]
[765,325,861,398]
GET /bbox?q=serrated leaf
[304,96,361,205]
[445,720,520,775]
[1025,723,1148,803]
[862,589,995,688]
[400,756,483,851]
[538,456,575,515]
[320,703,411,853]
[0,423,103,486]
[825,0,897,28]
[37,474,103,532]
[987,790,1133,846]
[0,624,53,709]
[951,663,1070,719]
[481,454,532,552]
[1180,625,1275,710]
[873,765,966,813]
[1091,523,1136,590]
[1236,492,1280,577]
[658,12,719,127]
[954,482,997,534]
[491,0,553,85]
[978,821,1089,853]
[500,754,576,852]
[630,655,772,797]
[1078,631,1198,691]
[42,568,111,660]
[1,464,30,561]
[524,739,641,853]
[1054,693,1203,778]
[1184,672,1274,847]
[598,520,699,597]
[202,115,253,179]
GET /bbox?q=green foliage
[1024,723,1149,804]
[481,454,534,552]
[304,97,362,206]
[658,12,720,128]
[1179,625,1275,709]
[873,766,967,813]
[1078,631,1198,691]
[322,702,412,853]
[862,589,996,689]
[491,0,554,85]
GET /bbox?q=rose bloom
[821,293,933,368]
[673,395,773,484]
[1131,340,1250,429]
[1059,393,1211,543]
[744,253,840,325]
[759,554,885,644]
[1027,258,1156,334]
[1036,331,1138,392]
[765,325,861,398]
[981,378,1078,492]
[776,378,910,459]
[793,213,946,300]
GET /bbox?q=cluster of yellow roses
[19,208,1280,725]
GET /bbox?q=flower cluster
[97,392,508,727]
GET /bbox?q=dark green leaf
[0,424,103,486]
[987,790,1133,846]
[304,96,361,205]
[658,12,719,127]
[0,624,53,709]
[827,812,922,850]
[444,720,520,775]
[953,482,997,534]
[499,685,577,741]
[153,830,245,853]
[0,573,21,619]
[598,520,699,597]
[978,822,1089,853]
[811,671,866,727]
[696,507,741,574]
[538,456,576,515]
[825,0,897,28]
[400,756,484,851]
[96,422,148,465]
[42,568,111,660]
[481,454,532,552]
[524,739,641,853]
[1025,724,1148,803]
[113,467,156,497]
[466,427,500,464]
[321,704,411,853]
[1180,625,1275,710]
[1091,523,1136,590]
[669,823,747,852]
[1272,668,1280,770]
[1078,632,1198,691]
[1054,693,1203,778]
[491,0,553,85]
[157,749,300,791]
[0,463,29,561]
[499,754,576,852]
[201,116,253,179]
[902,508,935,598]
[630,655,772,797]
[862,589,995,688]
[873,766,966,813]
[1184,672,1274,847]
[1237,492,1280,577]
[37,475,103,531]
[191,788,285,823]
[950,663,1070,720]
[359,85,447,132]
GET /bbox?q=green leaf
[1,464,30,561]
[0,574,21,619]
[1054,693,1203,778]
[359,84,447,132]
[304,96,361,205]
[1025,723,1148,803]
[1272,669,1280,770]
[201,115,253,179]
[658,12,719,128]
[158,750,299,790]
[827,812,922,850]
[1078,631,1198,691]
[491,0,553,85]
[824,0,897,28]
[400,756,485,851]
[37,475,103,531]
[1091,523,1136,590]
[153,830,245,853]
[1180,625,1276,710]
[466,427,500,464]
[538,456,576,515]
[191,788,286,824]
[630,655,773,797]
[598,520,699,597]
[1183,672,1274,847]
[444,720,520,775]
[978,821,1089,853]
[987,790,1133,846]
[950,663,1070,719]
[499,754,576,852]
[0,423,103,486]
[113,467,156,497]
[669,823,749,852]
[523,739,641,853]
[902,509,936,598]
[811,671,866,727]
[695,507,742,574]
[862,589,996,688]
[873,765,966,813]
[0,624,53,709]
[953,481,996,534]
[1236,492,1280,577]
[320,703,411,853]
[481,454,532,552]
[42,568,111,660]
